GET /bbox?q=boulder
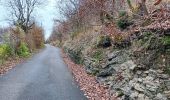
[155,93,167,100]
[134,83,145,92]
[138,93,145,100]
[121,60,136,71]
[97,67,115,77]
[164,91,170,99]
[164,80,170,90]
[97,35,112,48]
[108,51,122,61]
[130,91,139,99]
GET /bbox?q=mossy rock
[97,35,112,48]
[92,50,103,62]
[64,48,84,64]
[113,35,131,49]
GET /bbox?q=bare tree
[7,0,42,33]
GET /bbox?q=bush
[0,44,12,64]
[117,19,132,30]
[118,11,127,17]
[17,43,30,57]
[0,44,12,58]
[116,11,133,30]
[0,46,6,58]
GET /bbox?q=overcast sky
[0,0,59,39]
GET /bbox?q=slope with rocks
[62,10,170,99]
[47,3,170,100]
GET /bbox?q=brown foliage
[29,24,44,49]
[9,23,44,52]
[50,0,167,44]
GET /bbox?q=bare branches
[6,0,42,33]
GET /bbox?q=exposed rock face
[96,50,170,100]
[63,28,170,100]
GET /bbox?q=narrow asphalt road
[0,45,87,100]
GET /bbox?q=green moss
[162,36,170,46]
[92,50,103,62]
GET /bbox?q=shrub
[17,43,30,57]
[0,46,6,58]
[116,11,133,30]
[118,11,127,17]
[0,44,12,58]
[117,19,132,30]
[0,47,5,64]
[0,44,13,64]
[5,45,13,56]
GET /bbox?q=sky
[0,0,59,40]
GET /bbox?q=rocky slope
[61,8,170,99]
[63,26,170,100]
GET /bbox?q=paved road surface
[0,45,87,100]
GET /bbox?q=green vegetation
[118,11,127,17]
[162,36,170,46]
[117,19,132,30]
[65,48,83,64]
[0,44,12,58]
[116,10,133,30]
[0,25,45,66]
[17,43,30,57]
[92,50,103,62]
[0,44,12,64]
